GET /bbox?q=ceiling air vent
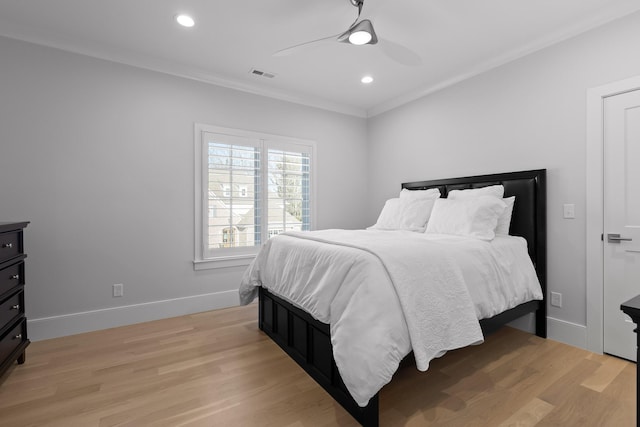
[249,68,276,79]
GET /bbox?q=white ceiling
[1,0,639,117]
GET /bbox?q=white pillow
[495,196,515,235]
[448,185,515,235]
[369,198,402,230]
[400,187,441,201]
[447,185,504,200]
[425,196,507,240]
[369,197,437,232]
[399,197,437,232]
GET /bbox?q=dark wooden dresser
[0,221,30,378]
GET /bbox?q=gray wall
[0,36,369,338]
[367,11,640,340]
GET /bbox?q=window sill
[193,254,256,270]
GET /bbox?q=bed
[240,169,546,427]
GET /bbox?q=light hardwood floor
[0,304,635,426]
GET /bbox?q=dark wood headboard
[402,169,547,327]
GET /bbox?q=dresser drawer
[0,230,22,264]
[0,291,23,334]
[0,262,23,296]
[0,319,26,366]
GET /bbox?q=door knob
[608,233,633,243]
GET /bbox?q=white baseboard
[28,299,591,352]
[28,290,240,341]
[547,316,588,350]
[509,314,588,350]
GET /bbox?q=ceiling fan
[274,0,422,66]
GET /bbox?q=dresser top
[621,294,640,321]
[0,222,29,233]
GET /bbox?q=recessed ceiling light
[176,14,195,28]
[361,75,374,84]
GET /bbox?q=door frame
[586,75,640,354]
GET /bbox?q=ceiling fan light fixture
[349,30,371,45]
[345,19,378,45]
[176,14,195,28]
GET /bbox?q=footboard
[258,286,379,427]
[258,286,543,426]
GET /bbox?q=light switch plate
[551,292,562,307]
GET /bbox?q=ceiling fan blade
[378,38,422,66]
[273,33,340,57]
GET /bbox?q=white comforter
[239,229,542,407]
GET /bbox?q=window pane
[196,125,314,263]
[267,149,311,238]
[206,140,261,250]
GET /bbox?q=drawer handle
[1,243,13,249]
[11,304,20,310]
[10,274,19,280]
[13,334,22,340]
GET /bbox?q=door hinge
[601,233,604,241]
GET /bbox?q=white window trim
[193,123,316,270]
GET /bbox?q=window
[194,123,315,269]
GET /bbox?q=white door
[603,89,640,361]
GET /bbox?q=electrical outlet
[112,283,124,297]
[563,204,575,219]
[551,291,562,307]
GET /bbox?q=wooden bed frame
[258,169,546,426]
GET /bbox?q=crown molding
[0,29,368,119]
[367,5,640,118]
